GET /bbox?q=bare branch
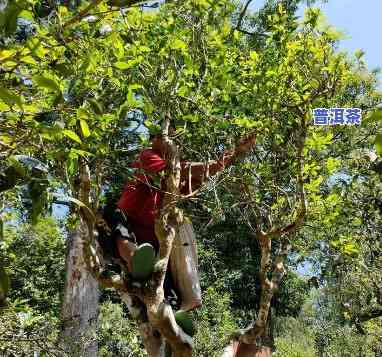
[269,117,308,238]
[148,303,193,356]
[358,307,382,322]
[235,0,253,31]
[62,0,144,29]
[62,0,104,28]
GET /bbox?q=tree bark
[236,345,272,357]
[139,321,166,356]
[60,221,99,356]
[120,292,166,357]
[222,342,272,357]
[222,311,273,357]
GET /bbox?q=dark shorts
[111,209,138,256]
[96,209,137,259]
[98,209,179,304]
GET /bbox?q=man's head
[150,133,163,151]
[149,126,176,151]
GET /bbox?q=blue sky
[247,1,382,276]
[250,0,382,85]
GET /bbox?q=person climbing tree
[100,129,257,313]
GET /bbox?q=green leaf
[145,120,161,135]
[1,3,21,35]
[77,108,90,120]
[343,243,359,255]
[80,119,91,138]
[0,49,16,61]
[0,135,13,145]
[375,134,382,155]
[66,153,78,176]
[114,61,130,70]
[126,86,143,107]
[111,33,125,58]
[87,98,103,115]
[53,63,71,77]
[249,51,258,61]
[70,149,94,157]
[79,57,90,72]
[19,10,34,21]
[364,109,382,125]
[26,38,47,58]
[233,117,257,128]
[33,76,61,93]
[178,86,188,97]
[114,58,142,70]
[182,114,199,123]
[326,157,340,174]
[354,49,365,59]
[170,38,187,51]
[28,178,49,225]
[63,129,82,144]
[20,55,37,65]
[52,193,95,221]
[8,156,27,177]
[0,87,23,109]
[129,83,143,90]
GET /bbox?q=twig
[62,0,104,28]
[62,0,144,29]
[235,0,253,31]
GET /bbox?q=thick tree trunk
[139,322,166,357]
[60,222,99,356]
[0,215,3,241]
[222,323,273,357]
[120,292,166,357]
[235,310,273,357]
[237,345,272,357]
[222,342,272,357]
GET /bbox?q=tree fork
[145,115,193,356]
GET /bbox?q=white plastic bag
[169,218,202,310]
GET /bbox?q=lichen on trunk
[60,221,99,356]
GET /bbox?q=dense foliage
[1,0,381,356]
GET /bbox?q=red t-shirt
[117,148,235,247]
[117,149,165,227]
[117,149,166,248]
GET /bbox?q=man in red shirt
[113,131,257,311]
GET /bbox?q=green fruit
[131,243,155,281]
[175,310,195,337]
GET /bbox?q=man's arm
[180,132,257,193]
